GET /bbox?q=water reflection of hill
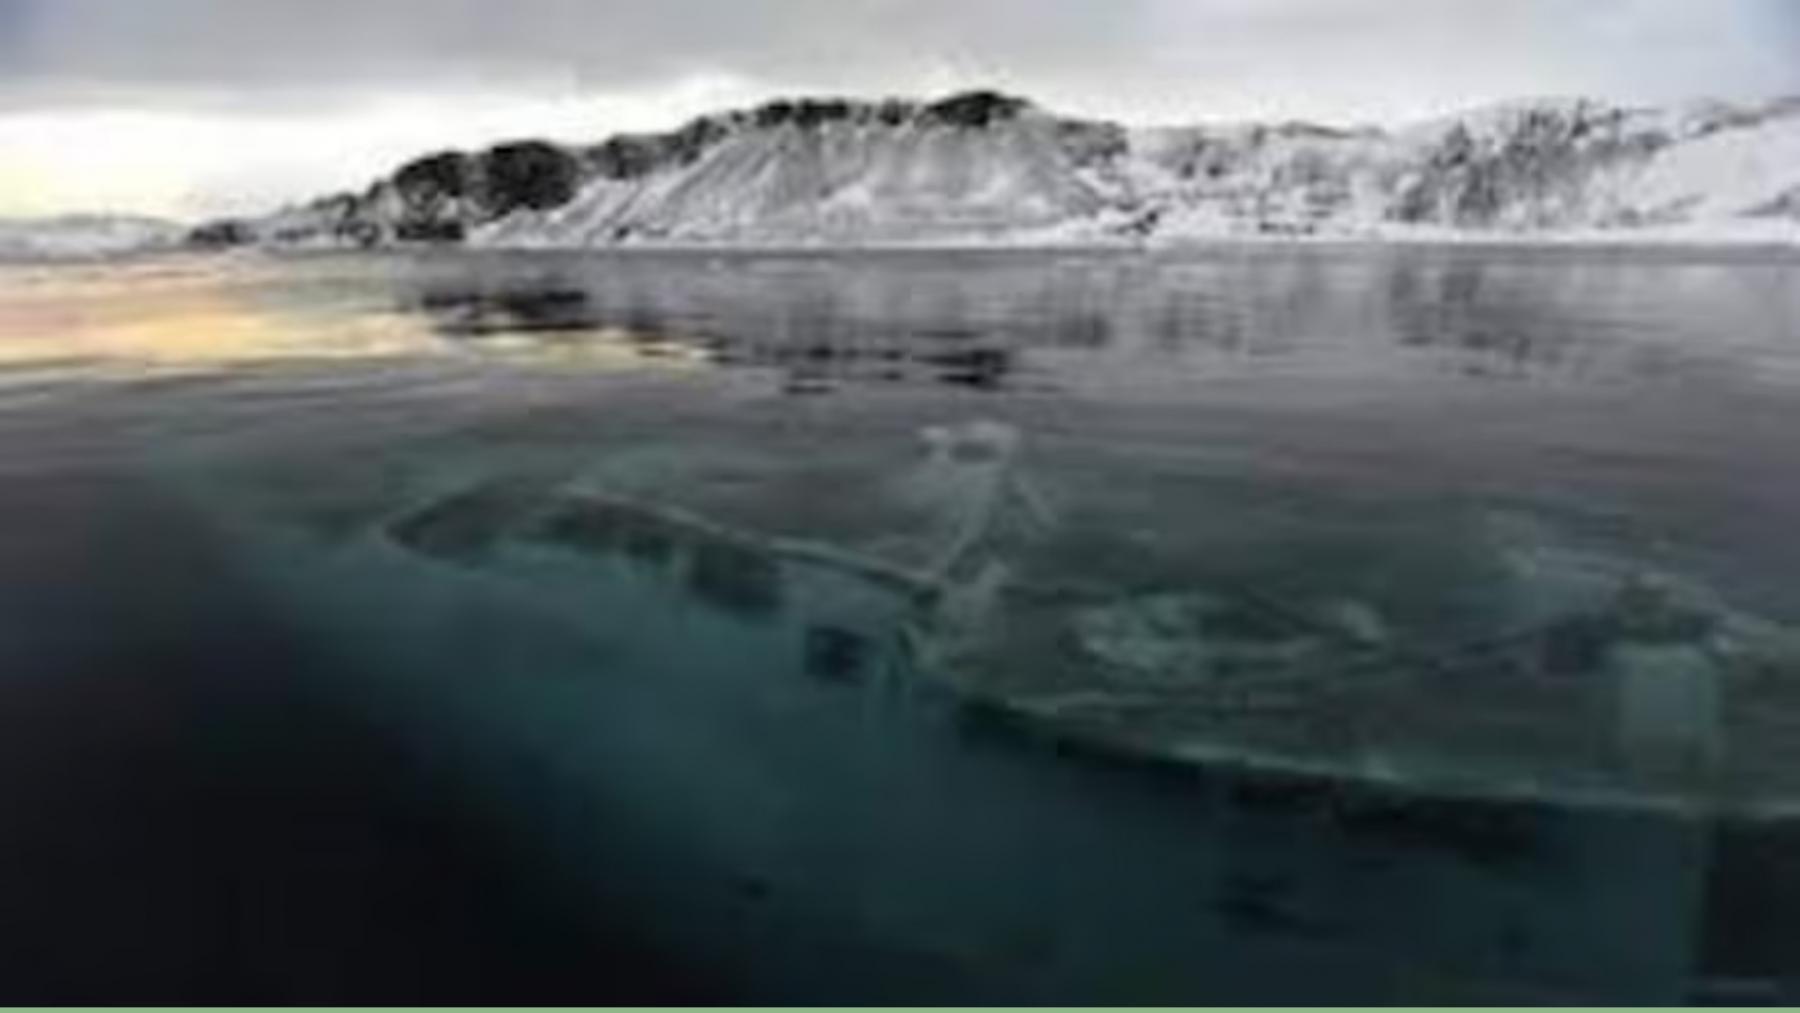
[393,250,1797,393]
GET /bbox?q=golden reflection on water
[0,260,431,368]
[0,257,711,375]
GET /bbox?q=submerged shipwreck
[378,418,1800,813]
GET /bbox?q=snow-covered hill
[196,91,1800,249]
[0,214,184,260]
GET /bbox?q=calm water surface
[0,246,1798,1001]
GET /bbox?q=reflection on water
[0,259,436,370]
[1,246,1799,1001]
[3,248,1795,392]
[420,285,600,335]
[380,248,1800,393]
[403,266,1035,390]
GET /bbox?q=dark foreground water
[0,245,1798,1001]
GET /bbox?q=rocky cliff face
[195,90,1800,248]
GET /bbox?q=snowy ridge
[0,214,184,260]
[199,91,1800,249]
[482,110,1127,246]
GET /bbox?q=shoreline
[244,229,1800,262]
[11,224,1800,265]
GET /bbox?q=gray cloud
[2,0,1796,124]
[1,0,1153,109]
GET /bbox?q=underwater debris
[376,451,1800,805]
[685,531,784,619]
[1612,575,1717,644]
[1328,791,1543,867]
[526,490,925,598]
[900,419,1050,581]
[893,420,1063,689]
[1071,592,1327,688]
[385,474,556,561]
[530,495,684,570]
[1538,612,1613,676]
[525,491,787,620]
[912,496,1800,803]
[1613,642,1724,773]
[805,625,871,684]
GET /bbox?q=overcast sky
[3,0,1796,219]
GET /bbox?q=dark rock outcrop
[185,219,255,248]
[1393,104,1674,228]
[922,90,1033,128]
[483,142,582,214]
